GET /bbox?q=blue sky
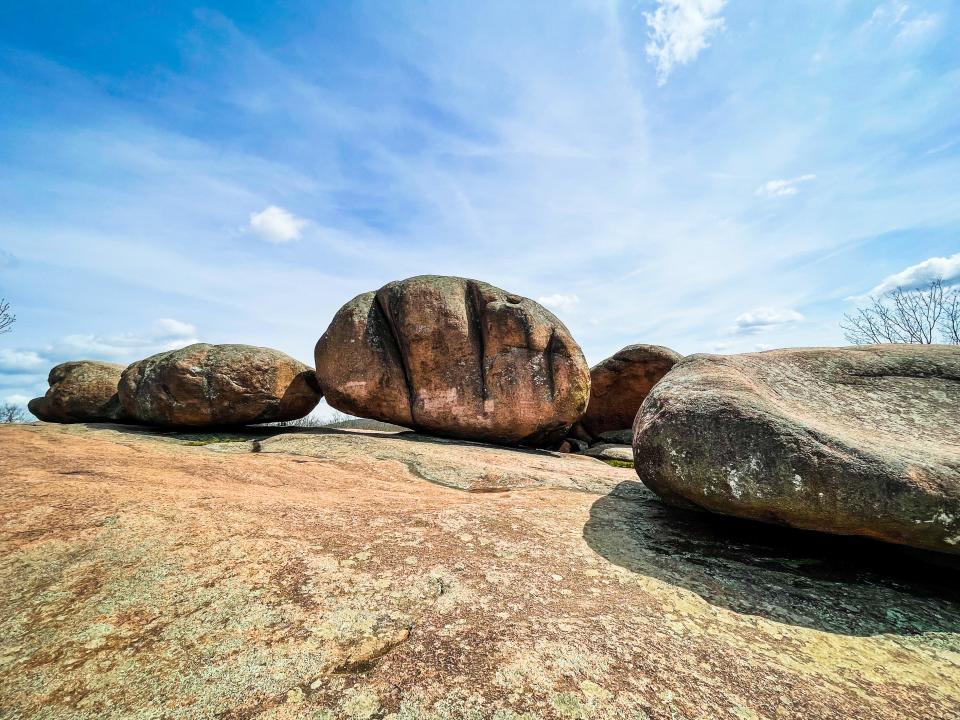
[1,0,958,418]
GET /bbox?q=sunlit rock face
[119,343,320,427]
[315,275,590,446]
[633,344,960,555]
[28,361,128,423]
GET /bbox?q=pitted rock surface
[1,422,959,720]
[119,343,320,427]
[633,344,960,554]
[315,275,590,446]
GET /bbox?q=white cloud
[867,2,941,48]
[895,13,941,46]
[537,294,581,313]
[249,205,308,243]
[0,349,47,373]
[53,318,200,360]
[4,393,31,406]
[155,318,197,338]
[869,1,909,26]
[755,174,816,198]
[733,307,805,335]
[1,318,201,372]
[644,0,727,86]
[858,252,960,298]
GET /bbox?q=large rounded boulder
[580,344,681,437]
[119,344,320,427]
[315,275,590,445]
[28,361,128,423]
[633,345,960,555]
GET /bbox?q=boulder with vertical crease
[314,275,590,445]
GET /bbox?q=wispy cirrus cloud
[644,0,727,85]
[867,2,942,48]
[755,174,816,198]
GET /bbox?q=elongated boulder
[28,361,128,423]
[119,344,320,427]
[315,275,590,445]
[580,344,681,437]
[633,345,960,555]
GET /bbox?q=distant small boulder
[633,345,960,555]
[581,344,681,437]
[28,361,128,423]
[315,275,590,446]
[119,343,320,427]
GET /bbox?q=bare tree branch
[842,278,959,345]
[0,298,14,335]
[941,286,960,344]
[0,403,27,423]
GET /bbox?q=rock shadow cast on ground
[583,480,960,637]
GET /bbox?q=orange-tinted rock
[119,343,320,427]
[580,344,681,437]
[315,275,590,445]
[28,361,128,423]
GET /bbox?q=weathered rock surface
[1,422,959,719]
[582,443,634,464]
[634,344,960,555]
[581,344,681,437]
[119,343,320,427]
[315,275,590,446]
[27,361,128,423]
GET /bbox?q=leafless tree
[0,403,27,424]
[842,278,960,345]
[943,287,960,344]
[0,298,14,335]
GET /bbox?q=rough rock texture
[315,276,590,446]
[1,422,959,720]
[634,344,960,555]
[27,361,128,423]
[582,444,634,464]
[119,343,320,427]
[581,344,681,438]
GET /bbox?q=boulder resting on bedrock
[314,275,590,446]
[633,344,960,555]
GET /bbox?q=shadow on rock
[583,481,960,636]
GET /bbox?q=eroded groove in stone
[374,289,417,424]
[465,280,489,402]
[314,275,590,446]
